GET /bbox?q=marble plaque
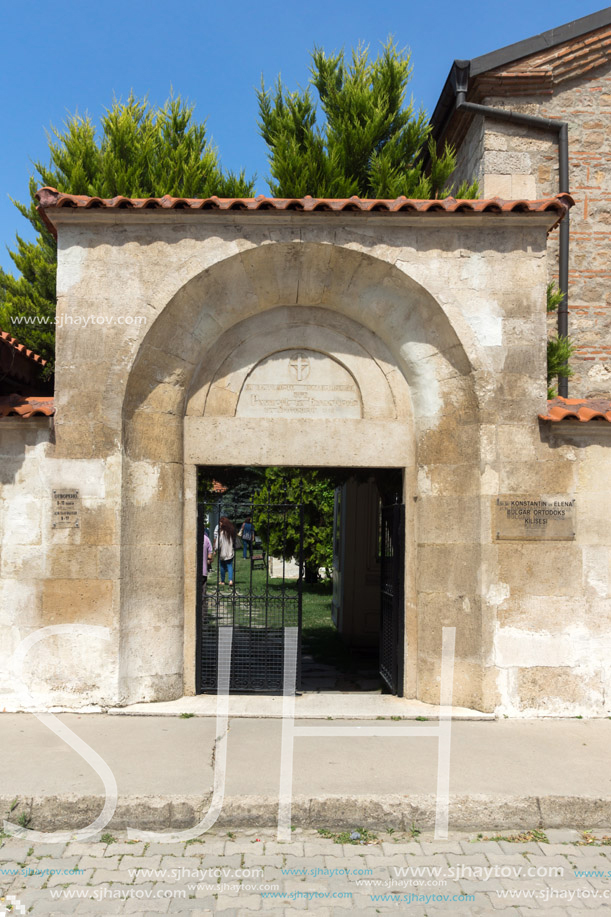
[236,350,361,418]
[52,489,81,529]
[494,495,575,541]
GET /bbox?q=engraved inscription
[52,489,81,529]
[236,350,362,419]
[494,495,575,541]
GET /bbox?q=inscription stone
[236,350,362,418]
[52,489,81,529]
[494,495,575,541]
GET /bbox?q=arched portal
[120,241,482,708]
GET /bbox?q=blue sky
[0,0,606,273]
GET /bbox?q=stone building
[1,185,610,717]
[428,7,611,395]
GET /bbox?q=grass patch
[476,829,548,844]
[317,826,379,845]
[216,561,356,672]
[578,830,611,846]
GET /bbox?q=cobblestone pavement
[1,827,611,915]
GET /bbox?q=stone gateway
[1,188,610,717]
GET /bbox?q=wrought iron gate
[379,500,405,695]
[196,492,304,693]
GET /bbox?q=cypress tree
[0,95,254,373]
[258,40,478,200]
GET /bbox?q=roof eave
[427,6,611,152]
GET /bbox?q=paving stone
[46,869,94,887]
[177,910,217,917]
[89,868,134,884]
[108,843,146,856]
[118,854,163,870]
[498,841,542,856]
[516,909,571,917]
[544,830,583,844]
[0,842,31,860]
[263,842,304,857]
[485,853,530,868]
[30,900,81,915]
[74,900,126,914]
[224,841,264,856]
[5,870,47,890]
[294,909,332,917]
[216,894,262,909]
[29,843,70,858]
[524,854,572,873]
[78,854,120,870]
[184,841,227,856]
[445,853,491,868]
[241,854,283,868]
[66,843,107,857]
[418,841,464,855]
[142,843,187,855]
[536,844,577,858]
[459,840,503,855]
[122,897,171,912]
[167,899,217,912]
[190,855,241,869]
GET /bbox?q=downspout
[453,62,570,396]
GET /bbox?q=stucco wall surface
[1,209,609,715]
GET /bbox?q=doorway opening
[195,466,404,696]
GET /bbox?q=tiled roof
[0,394,55,419]
[35,187,573,235]
[0,330,47,366]
[540,397,611,423]
[475,25,611,97]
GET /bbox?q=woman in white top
[214,516,237,586]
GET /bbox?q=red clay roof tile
[0,394,55,419]
[0,330,47,366]
[540,397,611,423]
[35,187,573,237]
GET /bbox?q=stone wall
[450,59,611,396]
[3,206,610,715]
[0,419,119,709]
[487,422,611,716]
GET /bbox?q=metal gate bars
[379,500,405,696]
[196,491,304,694]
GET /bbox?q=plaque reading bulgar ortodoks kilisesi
[494,496,576,541]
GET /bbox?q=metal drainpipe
[454,84,570,396]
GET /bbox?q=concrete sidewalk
[1,714,610,833]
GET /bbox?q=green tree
[546,282,574,398]
[258,40,478,200]
[252,468,337,583]
[0,94,255,373]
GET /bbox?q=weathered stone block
[41,579,115,625]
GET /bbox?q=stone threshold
[106,693,495,719]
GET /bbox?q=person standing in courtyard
[214,516,237,587]
[239,515,255,559]
[202,530,213,597]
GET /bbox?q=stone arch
[119,241,481,706]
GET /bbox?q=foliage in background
[252,468,337,583]
[546,282,574,398]
[0,94,255,372]
[258,40,479,200]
